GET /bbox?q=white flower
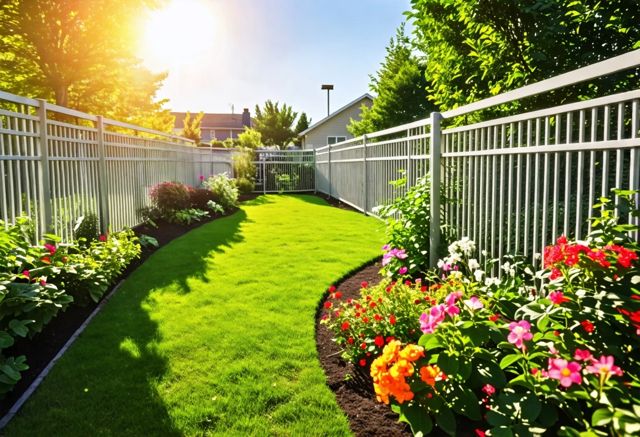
[501,261,516,277]
[473,269,485,282]
[485,277,501,287]
[481,250,488,257]
[468,258,480,270]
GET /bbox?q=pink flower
[464,296,484,310]
[44,243,56,255]
[39,278,47,286]
[481,384,496,396]
[99,234,107,242]
[549,291,569,305]
[382,244,390,251]
[398,266,408,275]
[547,358,582,387]
[199,175,205,181]
[507,320,533,350]
[573,349,593,362]
[22,270,30,279]
[586,355,623,378]
[419,304,446,334]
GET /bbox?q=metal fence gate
[253,149,315,193]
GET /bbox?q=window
[327,136,346,145]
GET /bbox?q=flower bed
[323,193,640,436]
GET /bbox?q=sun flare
[138,0,216,71]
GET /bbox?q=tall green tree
[0,0,174,132]
[253,100,298,148]
[293,112,311,146]
[181,112,204,143]
[408,0,640,113]
[349,24,436,136]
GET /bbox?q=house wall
[173,128,243,142]
[302,99,372,149]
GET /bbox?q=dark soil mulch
[315,261,412,437]
[0,207,238,417]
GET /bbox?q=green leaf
[437,354,459,375]
[499,354,522,369]
[400,403,433,435]
[491,426,514,437]
[435,407,456,435]
[592,408,613,427]
[8,319,30,337]
[0,331,15,349]
[418,334,443,350]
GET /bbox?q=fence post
[363,135,368,214]
[96,116,110,234]
[313,149,317,194]
[36,99,53,235]
[328,144,333,198]
[262,158,266,194]
[406,129,412,191]
[429,112,442,268]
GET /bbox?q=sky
[137,0,412,125]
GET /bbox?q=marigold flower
[547,358,582,387]
[371,341,422,404]
[507,320,533,350]
[586,355,623,378]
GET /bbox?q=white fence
[253,149,315,193]
[316,49,640,267]
[0,91,233,240]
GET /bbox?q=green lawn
[6,195,383,436]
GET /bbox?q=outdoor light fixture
[321,84,334,116]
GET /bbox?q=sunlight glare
[139,0,216,71]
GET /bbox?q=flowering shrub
[204,173,238,211]
[325,193,640,436]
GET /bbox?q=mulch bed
[0,207,238,417]
[315,261,413,437]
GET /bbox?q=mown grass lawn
[5,195,383,436]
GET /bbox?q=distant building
[298,93,373,150]
[172,108,252,143]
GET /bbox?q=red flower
[549,291,569,305]
[99,234,107,242]
[360,342,367,350]
[374,335,385,348]
[482,384,496,396]
[328,285,336,293]
[414,299,422,305]
[389,314,396,325]
[404,280,411,286]
[341,322,350,331]
[359,359,367,367]
[41,256,51,264]
[386,336,395,343]
[361,281,369,288]
[324,301,332,309]
[374,314,382,321]
[39,279,47,286]
[369,302,377,309]
[489,314,499,322]
[347,337,354,344]
[334,291,343,299]
[580,320,594,333]
[44,243,56,255]
[362,317,369,323]
[421,286,427,292]
[22,270,30,279]
[475,430,486,437]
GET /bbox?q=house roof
[298,93,374,136]
[172,112,250,129]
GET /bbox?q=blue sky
[139,0,411,124]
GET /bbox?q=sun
[138,0,216,71]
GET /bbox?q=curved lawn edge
[5,195,383,436]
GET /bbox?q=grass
[6,195,383,436]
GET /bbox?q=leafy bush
[374,174,451,277]
[73,213,99,243]
[190,187,217,210]
[235,177,255,194]
[275,173,299,192]
[207,200,224,215]
[138,234,159,249]
[149,181,192,213]
[325,192,640,436]
[137,205,162,227]
[204,173,238,211]
[170,208,209,225]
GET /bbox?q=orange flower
[370,341,424,405]
[419,365,443,387]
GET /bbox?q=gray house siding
[301,97,372,150]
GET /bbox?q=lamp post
[321,84,334,116]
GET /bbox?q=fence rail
[0,91,233,240]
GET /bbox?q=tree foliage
[0,0,174,132]
[293,112,311,146]
[181,112,204,143]
[408,0,640,112]
[349,25,436,136]
[237,128,263,149]
[253,100,298,148]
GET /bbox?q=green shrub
[233,148,256,181]
[73,213,99,243]
[149,181,192,213]
[204,174,238,211]
[235,177,255,194]
[170,208,209,225]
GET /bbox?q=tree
[293,112,311,146]
[181,112,204,143]
[408,0,640,113]
[0,0,174,132]
[349,24,436,136]
[253,100,298,148]
[237,128,263,149]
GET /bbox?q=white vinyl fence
[253,149,315,193]
[316,49,640,267]
[0,91,233,240]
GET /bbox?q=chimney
[242,108,251,128]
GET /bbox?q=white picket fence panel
[0,92,233,240]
